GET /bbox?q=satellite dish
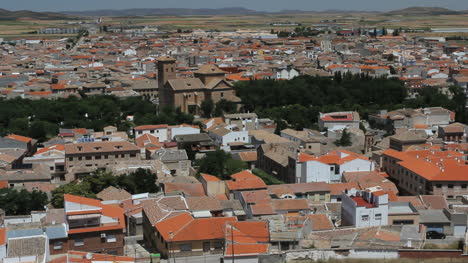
[86,253,93,259]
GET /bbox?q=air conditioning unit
[100,233,106,238]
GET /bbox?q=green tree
[197,150,247,180]
[392,29,399,36]
[125,168,159,194]
[335,128,352,146]
[214,99,237,116]
[51,182,95,208]
[252,168,284,185]
[0,188,48,215]
[201,99,214,118]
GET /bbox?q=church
[157,56,241,115]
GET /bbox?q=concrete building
[64,141,140,171]
[157,57,241,115]
[341,187,389,228]
[318,111,360,131]
[296,150,375,183]
[134,124,169,142]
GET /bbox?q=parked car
[426,231,446,239]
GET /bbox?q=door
[203,241,210,252]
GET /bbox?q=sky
[4,0,468,12]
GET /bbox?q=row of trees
[200,99,237,118]
[234,74,407,130]
[0,96,194,142]
[0,188,48,215]
[234,74,467,130]
[51,168,159,207]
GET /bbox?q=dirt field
[1,12,467,39]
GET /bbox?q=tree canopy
[235,75,467,128]
[196,150,248,180]
[51,168,159,208]
[0,188,48,215]
[0,96,193,141]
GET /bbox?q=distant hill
[0,8,71,20]
[385,6,460,16]
[62,7,261,17]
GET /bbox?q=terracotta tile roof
[34,144,65,155]
[273,199,309,211]
[329,182,360,195]
[306,214,334,231]
[186,196,223,211]
[154,212,236,242]
[239,151,257,162]
[420,195,448,210]
[64,141,139,155]
[226,170,267,191]
[241,190,271,205]
[200,173,221,182]
[134,124,168,130]
[164,182,206,197]
[64,194,125,234]
[6,134,32,143]
[250,203,275,215]
[96,186,132,201]
[226,221,269,243]
[135,134,161,149]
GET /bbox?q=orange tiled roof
[154,212,236,242]
[64,194,125,234]
[226,171,267,191]
[6,134,32,143]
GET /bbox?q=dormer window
[77,146,82,151]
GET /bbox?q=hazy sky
[4,0,468,12]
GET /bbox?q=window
[375,213,382,220]
[53,242,63,250]
[115,155,119,158]
[86,156,92,160]
[68,157,73,161]
[138,131,143,134]
[121,154,125,158]
[95,155,101,160]
[130,153,136,157]
[104,155,108,159]
[74,238,84,246]
[448,184,454,189]
[220,92,224,97]
[150,130,154,133]
[361,215,369,221]
[462,184,467,189]
[213,241,223,250]
[436,184,442,188]
[330,167,334,171]
[106,234,117,243]
[78,157,82,161]
[179,243,192,252]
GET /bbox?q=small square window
[74,238,84,246]
[448,184,454,189]
[361,215,369,221]
[106,234,117,243]
[179,243,192,252]
[53,242,63,250]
